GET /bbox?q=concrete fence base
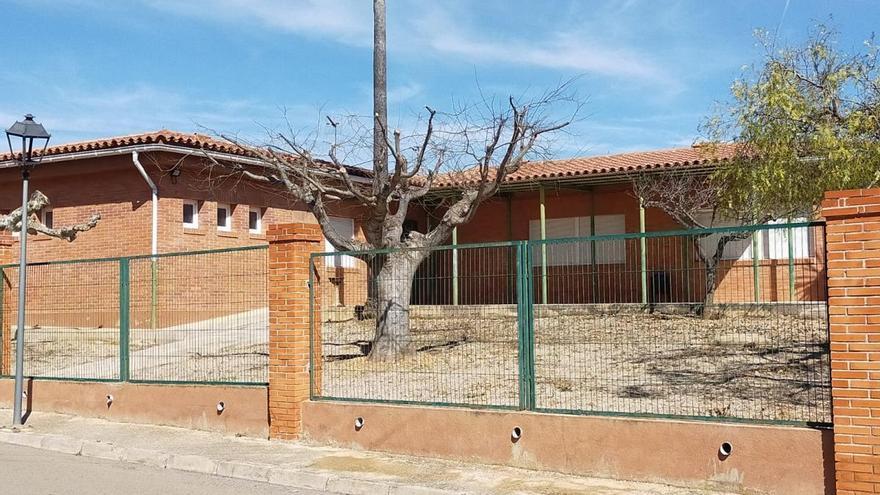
[0,379,268,437]
[301,401,834,495]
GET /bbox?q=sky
[0,0,878,158]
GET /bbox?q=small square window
[248,207,262,234]
[41,209,54,229]
[217,203,232,231]
[183,201,199,228]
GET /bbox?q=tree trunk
[692,235,726,318]
[357,254,381,320]
[703,259,718,315]
[369,251,420,361]
[699,237,731,319]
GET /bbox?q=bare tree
[210,90,578,359]
[631,169,772,313]
[204,0,579,360]
[0,191,100,241]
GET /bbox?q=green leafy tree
[706,25,880,219]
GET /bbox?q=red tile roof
[0,129,375,178]
[0,129,739,187]
[433,143,740,188]
[0,129,252,162]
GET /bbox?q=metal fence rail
[310,222,832,425]
[1,246,268,385]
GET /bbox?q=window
[216,203,232,231]
[11,208,55,237]
[13,208,55,237]
[695,211,756,261]
[593,214,627,264]
[530,216,590,266]
[41,208,53,229]
[248,207,262,234]
[182,200,199,228]
[694,212,813,261]
[325,217,355,268]
[765,218,814,259]
[528,214,626,266]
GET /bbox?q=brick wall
[0,152,323,330]
[267,222,323,439]
[0,152,322,262]
[0,155,154,262]
[406,185,826,305]
[2,153,825,314]
[822,188,880,495]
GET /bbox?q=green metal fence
[0,246,268,385]
[310,222,831,426]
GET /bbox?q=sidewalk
[0,410,738,495]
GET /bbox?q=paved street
[0,410,741,495]
[0,443,329,495]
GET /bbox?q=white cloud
[387,83,423,105]
[143,0,372,45]
[0,78,325,145]
[2,0,701,151]
[139,0,678,88]
[427,29,673,86]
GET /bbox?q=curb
[0,429,462,495]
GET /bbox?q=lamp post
[5,114,50,426]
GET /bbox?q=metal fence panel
[313,244,521,408]
[1,260,121,380]
[128,247,268,384]
[529,223,831,424]
[1,246,268,385]
[311,223,831,426]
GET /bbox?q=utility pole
[373,0,388,184]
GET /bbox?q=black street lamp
[5,114,50,426]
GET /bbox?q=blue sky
[1,0,878,158]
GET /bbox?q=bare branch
[29,213,101,242]
[202,78,581,251]
[0,190,101,242]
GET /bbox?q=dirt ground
[14,328,161,379]
[10,314,268,384]
[319,304,831,424]
[7,303,831,424]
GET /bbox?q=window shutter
[325,217,356,268]
[593,214,626,264]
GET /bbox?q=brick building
[0,131,368,331]
[0,130,370,262]
[0,131,825,309]
[406,145,826,306]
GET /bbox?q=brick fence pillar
[822,188,880,495]
[267,222,323,440]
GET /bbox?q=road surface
[0,443,330,495]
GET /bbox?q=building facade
[0,131,825,312]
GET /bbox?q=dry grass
[13,324,268,383]
[15,328,164,379]
[9,303,831,423]
[319,304,831,423]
